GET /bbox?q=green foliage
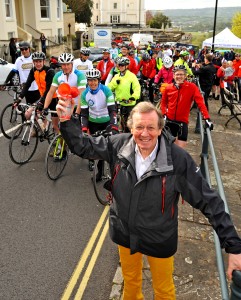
[232,12,241,38]
[149,12,171,29]
[64,0,93,26]
[190,32,213,48]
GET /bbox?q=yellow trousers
[119,245,176,300]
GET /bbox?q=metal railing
[195,78,241,299]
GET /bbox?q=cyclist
[108,57,141,132]
[73,47,93,74]
[161,65,213,148]
[4,41,40,104]
[43,53,87,128]
[137,53,156,102]
[109,41,119,60]
[96,49,114,84]
[81,69,118,174]
[18,51,58,130]
[154,56,174,91]
[119,44,138,75]
[233,53,241,101]
[105,56,121,86]
[174,50,193,76]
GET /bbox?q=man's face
[20,47,30,58]
[121,47,128,56]
[235,55,240,61]
[103,52,110,59]
[61,63,73,74]
[80,54,89,61]
[87,78,99,90]
[173,71,186,84]
[33,59,44,70]
[131,111,161,157]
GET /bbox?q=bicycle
[92,127,112,206]
[139,78,150,102]
[9,103,55,165]
[45,134,70,180]
[117,99,136,133]
[0,86,25,139]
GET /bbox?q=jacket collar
[117,129,174,175]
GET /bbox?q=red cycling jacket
[97,58,115,82]
[161,81,210,123]
[154,66,174,84]
[137,59,156,79]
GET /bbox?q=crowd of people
[1,39,241,300]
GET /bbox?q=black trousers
[201,86,212,111]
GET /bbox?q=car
[88,47,105,68]
[0,58,19,85]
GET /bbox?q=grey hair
[127,101,164,130]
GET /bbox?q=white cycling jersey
[52,69,87,105]
[13,55,38,91]
[73,59,93,74]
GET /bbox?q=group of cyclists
[1,40,215,170]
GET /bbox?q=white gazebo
[202,27,241,49]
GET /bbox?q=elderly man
[57,101,241,300]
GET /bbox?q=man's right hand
[41,108,49,120]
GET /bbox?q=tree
[231,12,241,38]
[64,0,93,26]
[149,12,172,29]
[146,10,153,26]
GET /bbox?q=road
[0,90,119,300]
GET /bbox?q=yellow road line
[74,219,109,299]
[61,206,109,300]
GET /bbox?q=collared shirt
[135,141,158,180]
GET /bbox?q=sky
[144,0,241,10]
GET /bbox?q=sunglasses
[118,64,126,67]
[20,48,29,51]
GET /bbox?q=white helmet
[58,53,74,64]
[86,69,101,79]
[80,47,91,56]
[163,56,173,68]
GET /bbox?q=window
[8,32,15,39]
[96,16,99,22]
[57,0,61,19]
[57,28,62,43]
[40,0,50,18]
[96,3,98,9]
[110,15,120,24]
[113,3,117,9]
[5,0,13,18]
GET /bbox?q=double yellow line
[61,206,109,300]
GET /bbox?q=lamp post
[212,0,218,52]
[139,0,141,33]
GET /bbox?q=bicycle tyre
[0,103,23,139]
[92,160,111,206]
[9,122,38,164]
[45,134,68,180]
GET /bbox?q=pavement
[108,97,241,300]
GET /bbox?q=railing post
[230,270,241,300]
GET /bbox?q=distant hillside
[150,7,241,32]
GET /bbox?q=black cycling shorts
[165,120,188,141]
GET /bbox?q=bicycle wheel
[0,103,23,139]
[9,122,38,164]
[45,134,68,180]
[93,160,111,206]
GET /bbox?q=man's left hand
[227,253,241,280]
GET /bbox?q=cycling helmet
[102,48,110,53]
[32,51,46,60]
[80,47,91,56]
[19,41,30,48]
[85,69,101,80]
[118,57,130,66]
[142,53,150,61]
[163,56,173,68]
[58,53,74,64]
[173,65,187,73]
[121,43,130,50]
[129,50,135,55]
[180,50,189,57]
